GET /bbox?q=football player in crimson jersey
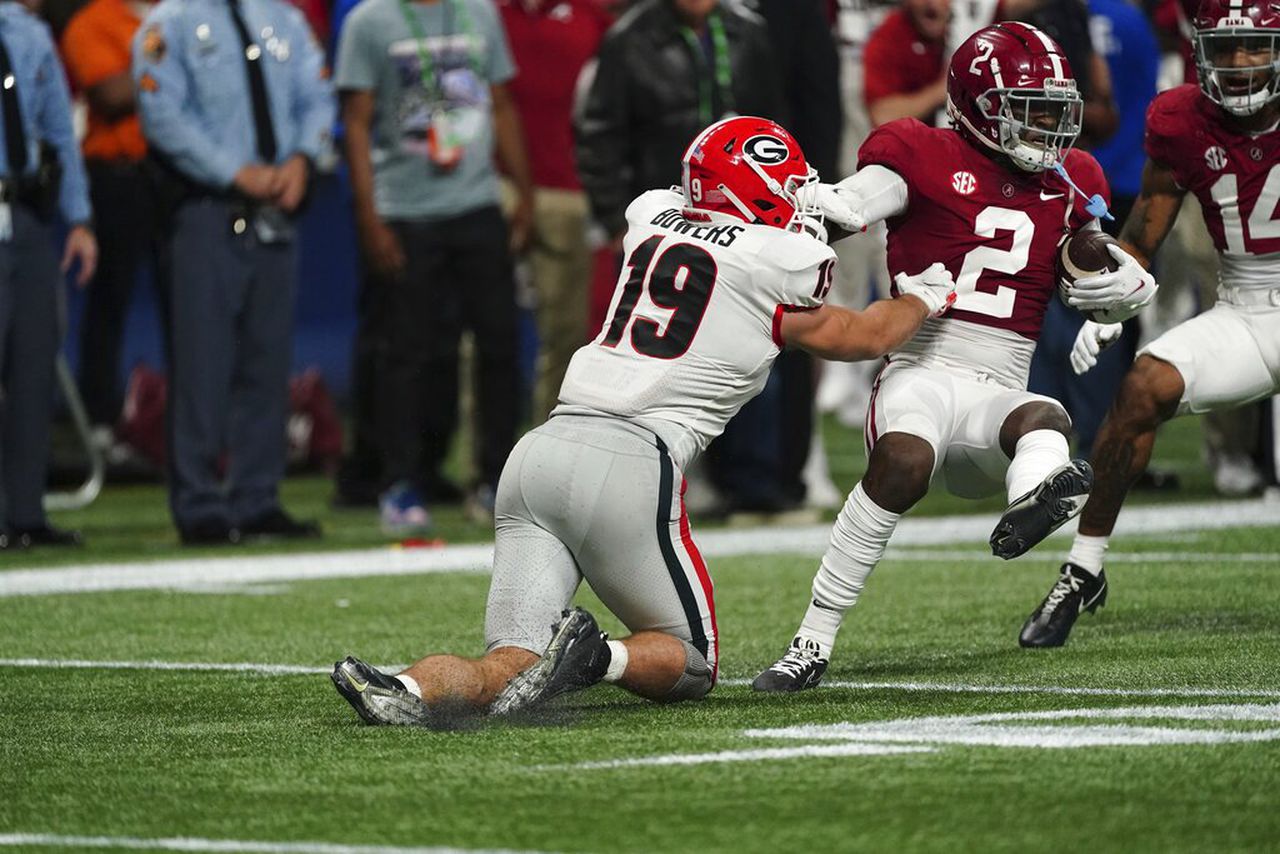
[1022,0,1280,649]
[330,116,957,725]
[754,22,1161,692]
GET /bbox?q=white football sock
[602,640,628,683]
[395,673,422,698]
[798,482,900,657]
[1006,429,1070,503]
[1067,534,1109,576]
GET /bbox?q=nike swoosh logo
[1040,191,1064,201]
[345,672,369,693]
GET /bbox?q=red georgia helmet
[680,116,821,232]
[946,22,1083,172]
[1193,0,1280,115]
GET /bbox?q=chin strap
[1053,163,1113,221]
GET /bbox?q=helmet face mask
[979,81,1083,172]
[680,117,823,235]
[946,23,1082,173]
[1195,30,1280,115]
[1194,0,1280,116]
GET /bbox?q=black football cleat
[489,607,610,716]
[990,459,1093,560]
[1019,563,1108,648]
[331,656,432,726]
[752,637,829,692]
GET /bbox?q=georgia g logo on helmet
[743,135,791,165]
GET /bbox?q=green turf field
[2,417,1278,853]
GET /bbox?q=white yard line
[4,657,1279,699]
[0,834,537,854]
[1,497,1276,598]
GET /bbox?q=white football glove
[1070,320,1123,375]
[801,183,867,235]
[1063,244,1158,319]
[894,262,958,317]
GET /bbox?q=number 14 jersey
[859,119,1107,389]
[555,188,836,470]
[1145,84,1280,293]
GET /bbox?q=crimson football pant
[375,206,519,497]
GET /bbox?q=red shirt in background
[862,8,945,108]
[498,0,611,190]
[1154,0,1198,84]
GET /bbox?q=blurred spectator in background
[135,0,332,545]
[499,0,610,423]
[60,0,164,456]
[0,0,97,548]
[1029,0,1156,458]
[863,0,949,127]
[717,0,841,513]
[576,0,784,250]
[1013,0,1119,145]
[336,0,533,534]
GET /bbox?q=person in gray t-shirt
[335,0,534,533]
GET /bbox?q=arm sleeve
[834,164,909,226]
[574,31,633,237]
[1142,93,1181,178]
[861,27,905,106]
[286,9,336,161]
[133,13,244,188]
[483,1,516,85]
[60,16,122,90]
[33,31,92,224]
[333,10,375,91]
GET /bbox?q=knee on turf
[659,639,714,703]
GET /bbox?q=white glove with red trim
[1063,244,1158,320]
[894,262,958,317]
[1070,320,1124,375]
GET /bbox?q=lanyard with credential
[395,0,478,100]
[681,13,732,125]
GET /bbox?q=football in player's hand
[1057,230,1122,321]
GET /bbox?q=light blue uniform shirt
[0,2,92,225]
[133,0,336,189]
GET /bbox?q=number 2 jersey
[859,119,1107,389]
[555,188,836,470]
[1145,84,1280,292]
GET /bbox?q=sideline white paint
[1,497,1277,597]
[5,657,1279,700]
[570,703,1280,769]
[0,835,536,854]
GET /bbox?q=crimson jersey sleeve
[1062,148,1111,232]
[856,118,928,208]
[1143,86,1200,186]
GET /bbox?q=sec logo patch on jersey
[1205,146,1228,171]
[952,171,978,195]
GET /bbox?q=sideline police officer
[0,0,98,550]
[133,0,334,545]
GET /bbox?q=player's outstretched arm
[1117,158,1185,269]
[781,297,929,362]
[804,165,909,241]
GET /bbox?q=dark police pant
[167,197,295,530]
[78,159,165,426]
[375,205,518,496]
[0,204,59,530]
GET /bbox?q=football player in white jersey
[330,116,958,725]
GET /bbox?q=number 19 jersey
[555,188,837,469]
